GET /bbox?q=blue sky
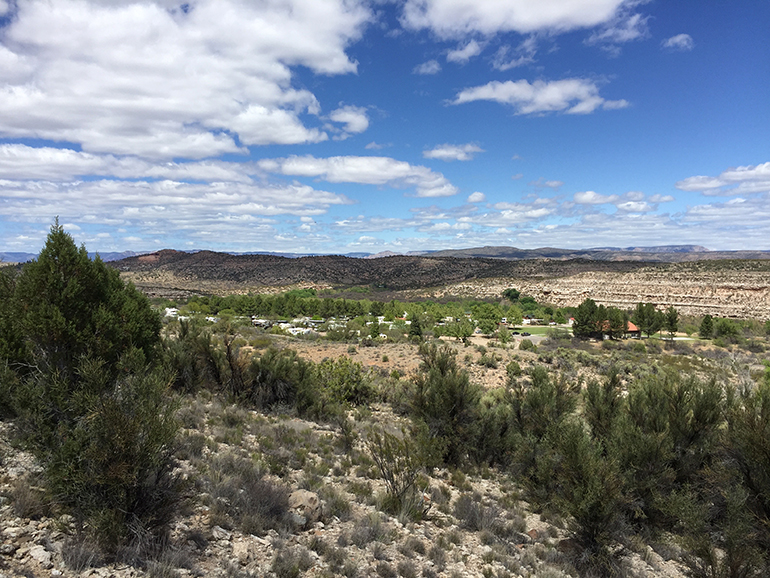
[1,0,769,255]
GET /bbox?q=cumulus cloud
[574,190,620,204]
[0,177,353,249]
[413,59,441,75]
[467,192,486,203]
[327,105,370,139]
[468,200,555,227]
[423,143,484,162]
[0,144,258,182]
[259,155,459,197]
[0,0,372,159]
[447,39,484,63]
[662,34,694,51]
[616,200,652,212]
[400,0,627,39]
[676,162,770,196]
[452,78,629,115]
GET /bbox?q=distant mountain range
[4,245,770,266]
[404,245,770,262]
[0,250,144,264]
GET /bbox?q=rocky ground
[3,334,762,578]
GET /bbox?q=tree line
[572,298,680,340]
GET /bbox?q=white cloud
[492,36,538,70]
[259,155,459,197]
[447,39,483,63]
[400,0,627,39]
[649,194,674,203]
[0,144,259,182]
[467,192,486,203]
[0,0,372,159]
[468,201,555,227]
[675,162,770,196]
[413,59,441,75]
[423,143,484,162]
[623,190,645,201]
[0,177,353,250]
[574,190,619,204]
[530,177,564,190]
[452,78,629,115]
[328,105,370,138]
[615,201,651,212]
[662,34,694,51]
[586,12,649,54]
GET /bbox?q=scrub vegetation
[2,223,770,577]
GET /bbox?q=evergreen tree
[4,222,178,554]
[573,298,599,338]
[9,220,160,378]
[699,314,713,339]
[664,305,679,340]
[502,288,521,302]
[633,302,664,339]
[607,307,628,340]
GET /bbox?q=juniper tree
[699,314,714,339]
[4,222,178,555]
[411,343,480,467]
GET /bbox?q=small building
[625,321,642,339]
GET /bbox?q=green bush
[519,339,536,352]
[244,347,316,411]
[163,320,223,393]
[473,387,515,467]
[15,350,181,553]
[551,420,627,576]
[410,343,480,467]
[714,318,740,341]
[506,360,522,379]
[366,427,427,519]
[508,366,578,507]
[315,355,374,406]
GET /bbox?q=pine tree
[664,305,679,340]
[573,298,599,338]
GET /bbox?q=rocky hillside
[1,338,701,578]
[418,261,770,320]
[113,250,770,320]
[114,250,650,287]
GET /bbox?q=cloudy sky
[1,0,768,255]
